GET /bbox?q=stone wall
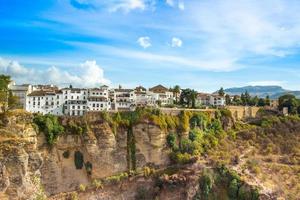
[226,106,260,121]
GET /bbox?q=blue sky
[1,0,300,92]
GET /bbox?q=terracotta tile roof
[149,84,169,93]
[27,90,61,97]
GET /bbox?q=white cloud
[137,36,151,48]
[109,0,154,13]
[0,57,110,87]
[178,1,184,10]
[171,37,183,47]
[247,80,285,86]
[166,0,174,6]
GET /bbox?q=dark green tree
[173,85,181,104]
[218,87,225,96]
[225,94,231,105]
[265,95,271,106]
[278,94,299,114]
[257,98,266,107]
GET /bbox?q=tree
[179,89,197,108]
[278,94,299,114]
[0,75,13,112]
[265,95,271,106]
[173,85,181,104]
[257,98,266,107]
[225,94,231,105]
[218,87,225,96]
[249,96,259,106]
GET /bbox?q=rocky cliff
[1,109,289,200]
[0,111,171,199]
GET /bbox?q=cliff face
[0,112,170,199]
[0,113,43,200]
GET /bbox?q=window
[78,106,80,109]
[72,106,75,109]
[71,96,74,99]
[101,104,103,107]
[77,96,79,99]
[65,96,67,99]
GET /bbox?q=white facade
[26,90,64,115]
[87,87,111,111]
[26,85,112,116]
[112,89,136,111]
[148,85,174,106]
[196,93,225,107]
[209,95,225,106]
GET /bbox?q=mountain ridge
[223,85,300,99]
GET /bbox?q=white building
[87,86,111,112]
[111,88,136,111]
[148,85,174,105]
[26,90,64,115]
[26,85,112,116]
[135,86,156,107]
[196,93,225,107]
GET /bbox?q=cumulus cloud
[0,57,110,87]
[171,37,183,47]
[137,36,151,48]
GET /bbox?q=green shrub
[33,114,64,145]
[228,179,239,199]
[79,184,86,192]
[105,172,129,184]
[170,152,195,164]
[92,179,103,190]
[70,192,79,200]
[74,151,84,169]
[166,132,177,149]
[200,170,214,199]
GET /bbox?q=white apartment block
[111,88,136,111]
[26,90,64,115]
[196,93,225,107]
[148,85,174,105]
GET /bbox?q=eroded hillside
[0,109,299,200]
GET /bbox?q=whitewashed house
[196,93,225,107]
[148,85,174,105]
[87,86,111,111]
[26,90,64,115]
[61,87,88,116]
[209,94,225,106]
[111,87,136,111]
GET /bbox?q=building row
[8,82,225,116]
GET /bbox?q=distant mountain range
[223,86,300,99]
